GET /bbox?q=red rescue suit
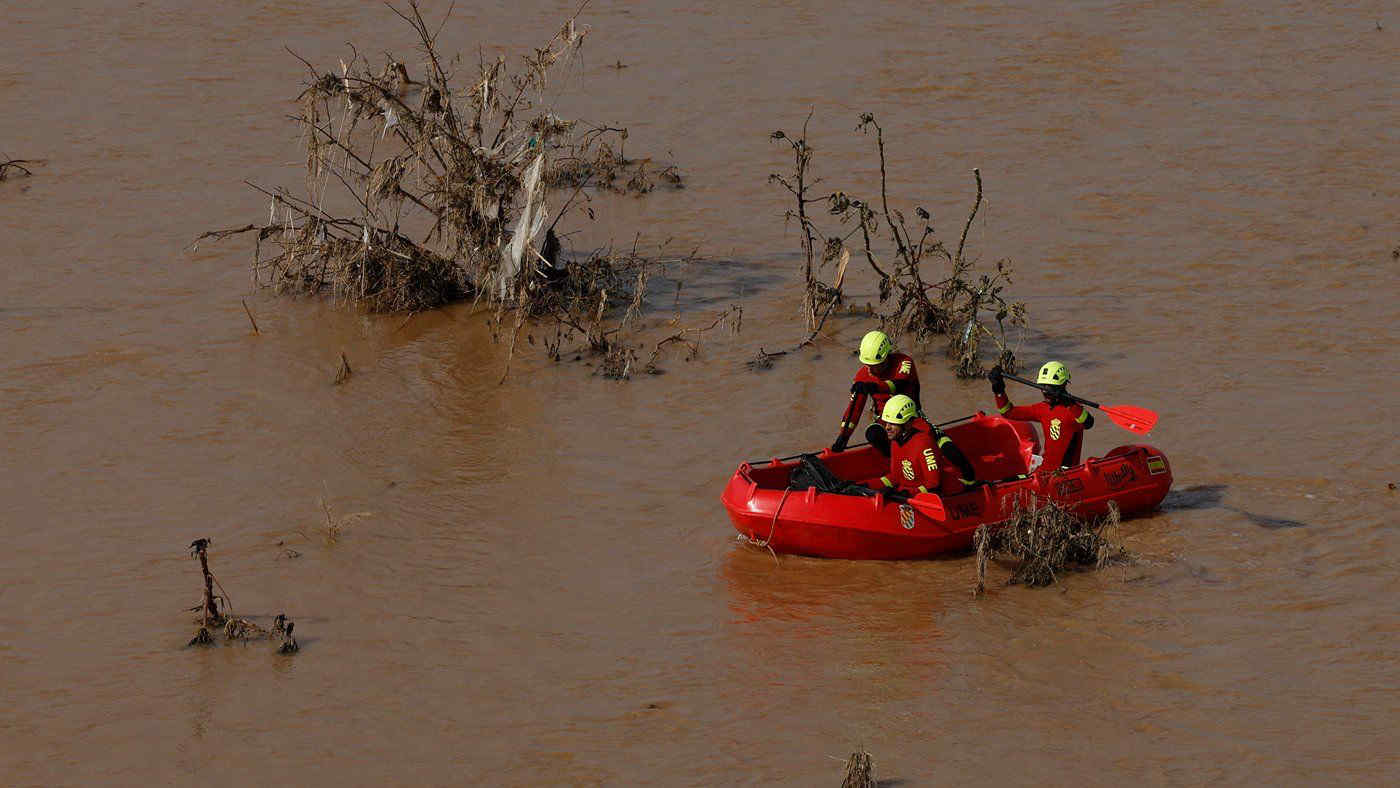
[836,352,921,444]
[994,392,1092,469]
[876,418,969,495]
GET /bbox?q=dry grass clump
[307,488,372,544]
[545,127,684,194]
[768,114,1025,376]
[840,747,875,788]
[974,498,1130,591]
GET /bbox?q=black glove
[987,366,1005,395]
[884,488,911,503]
[830,434,850,453]
[851,381,879,395]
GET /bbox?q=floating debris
[0,157,40,181]
[333,352,352,385]
[182,541,299,653]
[840,747,875,788]
[975,498,1130,591]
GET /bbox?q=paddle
[999,372,1158,434]
[749,414,979,465]
[884,489,947,521]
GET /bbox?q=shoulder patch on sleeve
[898,359,912,375]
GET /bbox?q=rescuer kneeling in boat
[988,361,1095,469]
[873,395,978,496]
[832,330,921,455]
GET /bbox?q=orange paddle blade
[1102,404,1158,434]
[909,494,946,521]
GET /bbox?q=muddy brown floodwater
[3,1,1397,784]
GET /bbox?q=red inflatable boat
[721,412,1172,560]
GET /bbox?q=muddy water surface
[3,1,1398,784]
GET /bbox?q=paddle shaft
[1001,372,1102,408]
[998,371,1158,433]
[750,414,977,466]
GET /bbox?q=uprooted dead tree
[973,498,1131,592]
[186,538,298,653]
[197,1,716,380]
[757,113,1025,376]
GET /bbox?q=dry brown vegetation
[840,747,876,788]
[307,487,372,544]
[199,1,695,378]
[200,4,1023,380]
[765,114,1026,377]
[974,498,1130,591]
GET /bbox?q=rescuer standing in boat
[831,330,921,455]
[873,395,978,495]
[988,361,1095,469]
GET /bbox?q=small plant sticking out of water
[188,538,227,629]
[768,114,1026,376]
[744,347,785,371]
[310,487,372,544]
[840,747,876,788]
[274,614,299,654]
[332,352,352,385]
[974,498,1130,591]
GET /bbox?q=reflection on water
[1164,484,1310,529]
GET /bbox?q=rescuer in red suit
[872,395,978,496]
[832,330,921,455]
[988,361,1095,470]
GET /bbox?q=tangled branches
[199,1,687,366]
[974,498,1129,591]
[769,113,1026,376]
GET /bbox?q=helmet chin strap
[890,423,914,444]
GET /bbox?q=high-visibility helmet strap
[1037,361,1070,386]
[859,331,893,365]
[881,394,918,424]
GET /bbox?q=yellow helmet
[858,330,893,365]
[880,394,918,425]
[1037,361,1071,386]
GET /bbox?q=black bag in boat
[788,453,876,497]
